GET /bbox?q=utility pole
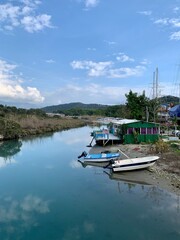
[155,67,158,99]
[152,67,159,100]
[153,71,155,99]
[151,67,159,123]
[146,106,149,122]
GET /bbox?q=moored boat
[77,150,120,168]
[112,156,159,172]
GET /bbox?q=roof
[169,105,180,117]
[111,119,159,127]
[110,119,139,125]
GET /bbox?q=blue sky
[0,0,180,108]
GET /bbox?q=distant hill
[41,102,108,113]
[158,95,179,105]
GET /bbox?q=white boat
[112,156,159,172]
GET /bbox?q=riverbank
[90,143,180,195]
[0,115,86,140]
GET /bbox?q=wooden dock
[89,131,121,146]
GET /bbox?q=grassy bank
[0,114,86,140]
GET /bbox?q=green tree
[125,90,149,120]
[148,98,160,122]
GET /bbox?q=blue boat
[78,150,120,168]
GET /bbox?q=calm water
[0,126,179,240]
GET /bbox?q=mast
[153,71,155,99]
[155,67,158,99]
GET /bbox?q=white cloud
[154,18,169,26]
[154,18,180,27]
[71,60,113,77]
[0,59,44,104]
[54,83,127,104]
[169,18,180,27]
[138,11,152,16]
[87,47,96,51]
[109,66,145,78]
[0,0,52,33]
[170,31,180,40]
[104,40,117,45]
[154,16,180,40]
[44,82,149,106]
[84,0,99,8]
[45,59,55,64]
[21,14,52,33]
[71,60,145,78]
[173,7,179,13]
[140,59,151,65]
[116,53,134,62]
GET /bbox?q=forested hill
[158,95,179,104]
[41,102,108,113]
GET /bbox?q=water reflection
[22,132,54,144]
[0,157,16,168]
[0,140,22,159]
[0,194,50,236]
[104,170,152,186]
[0,140,22,168]
[55,126,93,146]
[62,221,95,239]
[70,159,82,169]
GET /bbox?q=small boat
[77,150,120,168]
[78,150,120,160]
[112,156,159,172]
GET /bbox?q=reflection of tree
[22,132,54,144]
[0,140,22,159]
[143,186,168,207]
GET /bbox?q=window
[141,128,146,134]
[147,128,151,134]
[153,127,158,134]
[128,128,133,134]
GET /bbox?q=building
[110,119,160,144]
[90,118,160,145]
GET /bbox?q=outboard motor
[78,151,87,159]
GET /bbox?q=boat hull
[112,156,159,172]
[84,152,120,160]
[83,159,113,168]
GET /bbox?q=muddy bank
[89,144,180,195]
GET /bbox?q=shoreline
[89,144,180,195]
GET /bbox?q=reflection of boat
[77,150,120,168]
[104,170,152,186]
[112,156,159,172]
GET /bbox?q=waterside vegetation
[0,104,86,140]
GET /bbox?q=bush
[154,140,169,153]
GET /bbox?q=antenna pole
[156,67,158,99]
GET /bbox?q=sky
[0,0,180,108]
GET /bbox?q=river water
[0,126,179,240]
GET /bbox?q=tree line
[54,90,160,121]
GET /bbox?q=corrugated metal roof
[110,119,139,125]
